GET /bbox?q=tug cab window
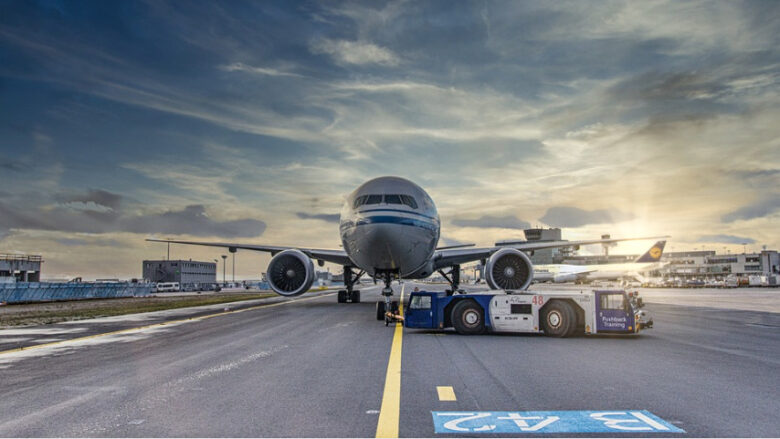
[409,295,432,310]
[600,294,626,310]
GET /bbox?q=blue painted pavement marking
[432,410,685,434]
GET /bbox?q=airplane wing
[433,236,669,270]
[145,239,352,266]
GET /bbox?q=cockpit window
[384,194,402,204]
[354,194,418,209]
[352,195,367,209]
[365,194,382,205]
[400,195,418,209]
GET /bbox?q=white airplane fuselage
[339,176,440,277]
[536,261,664,282]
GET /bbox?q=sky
[1,0,778,279]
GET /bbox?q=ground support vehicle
[404,289,649,337]
[155,282,180,292]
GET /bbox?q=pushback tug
[401,289,652,336]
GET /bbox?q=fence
[0,282,152,304]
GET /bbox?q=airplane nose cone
[347,221,435,275]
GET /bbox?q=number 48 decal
[532,295,544,305]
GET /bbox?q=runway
[0,283,778,437]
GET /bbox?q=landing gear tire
[452,300,485,335]
[376,301,386,320]
[541,301,575,337]
[350,290,361,303]
[337,290,347,303]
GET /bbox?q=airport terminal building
[562,248,779,280]
[658,250,779,279]
[142,260,216,290]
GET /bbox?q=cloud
[310,38,400,66]
[0,159,25,172]
[0,189,266,238]
[451,215,530,230]
[124,205,266,238]
[54,189,123,210]
[54,237,123,247]
[539,207,634,228]
[295,212,340,223]
[697,235,756,245]
[721,195,780,222]
[609,72,728,103]
[219,62,302,78]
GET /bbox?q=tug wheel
[451,300,485,335]
[376,301,385,320]
[541,301,575,337]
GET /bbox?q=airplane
[148,176,666,320]
[534,240,667,283]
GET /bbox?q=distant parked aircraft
[534,241,667,283]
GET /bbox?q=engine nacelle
[267,249,315,296]
[485,248,534,291]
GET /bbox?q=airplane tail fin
[634,241,666,263]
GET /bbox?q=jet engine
[267,249,315,296]
[485,248,534,290]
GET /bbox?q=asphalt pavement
[0,283,778,437]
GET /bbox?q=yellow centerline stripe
[0,293,335,357]
[376,284,404,438]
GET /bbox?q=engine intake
[485,248,533,290]
[267,249,315,296]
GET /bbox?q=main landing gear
[374,271,400,325]
[337,266,364,304]
[437,264,462,296]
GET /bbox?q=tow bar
[385,312,404,326]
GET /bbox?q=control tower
[496,228,575,264]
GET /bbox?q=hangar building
[143,259,216,290]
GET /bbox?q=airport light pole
[229,247,237,283]
[221,255,227,285]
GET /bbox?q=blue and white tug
[403,289,652,337]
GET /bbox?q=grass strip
[0,293,276,327]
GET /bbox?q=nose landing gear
[375,270,401,325]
